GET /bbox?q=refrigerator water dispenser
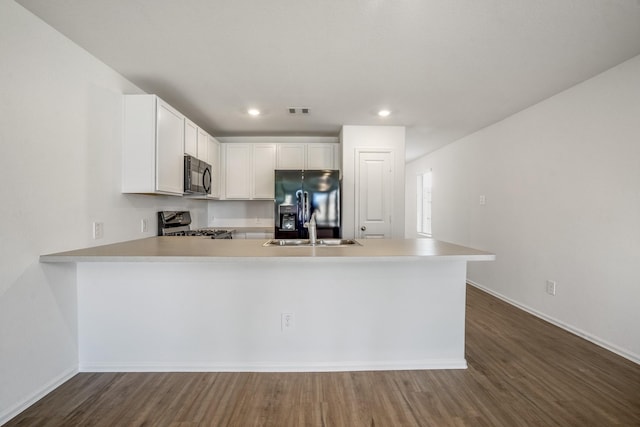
[278,204,297,231]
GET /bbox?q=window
[417,170,432,236]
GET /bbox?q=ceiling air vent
[288,107,310,115]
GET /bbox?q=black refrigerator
[274,170,341,239]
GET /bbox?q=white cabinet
[276,143,338,170]
[208,135,221,198]
[277,144,306,169]
[197,127,208,160]
[252,144,277,199]
[123,95,185,195]
[224,144,252,199]
[184,118,198,157]
[220,140,338,200]
[222,143,276,199]
[307,143,337,169]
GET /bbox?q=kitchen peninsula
[41,238,494,372]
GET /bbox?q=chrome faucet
[306,211,318,245]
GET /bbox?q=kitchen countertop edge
[39,237,496,263]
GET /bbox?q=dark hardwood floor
[6,286,640,426]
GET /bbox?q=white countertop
[40,237,495,263]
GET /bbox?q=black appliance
[157,211,233,239]
[184,155,212,195]
[274,169,341,239]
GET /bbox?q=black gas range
[158,211,233,239]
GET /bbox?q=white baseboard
[467,280,640,365]
[0,366,78,426]
[80,359,467,373]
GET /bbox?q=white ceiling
[16,0,640,161]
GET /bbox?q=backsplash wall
[207,200,274,228]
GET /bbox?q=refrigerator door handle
[296,189,304,230]
[303,191,310,225]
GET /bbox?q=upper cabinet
[122,95,185,195]
[277,144,306,169]
[253,144,277,198]
[223,143,276,199]
[208,135,221,199]
[122,96,341,200]
[306,143,338,169]
[197,127,209,161]
[184,118,198,157]
[219,138,340,200]
[223,144,252,199]
[276,142,338,170]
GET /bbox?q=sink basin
[263,239,361,247]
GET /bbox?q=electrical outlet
[92,222,104,240]
[479,195,486,205]
[141,218,148,233]
[546,280,556,296]
[281,313,294,331]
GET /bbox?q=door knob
[360,226,367,231]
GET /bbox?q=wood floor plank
[6,285,640,426]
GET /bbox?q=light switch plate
[92,222,104,239]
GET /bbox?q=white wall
[208,200,273,228]
[406,55,640,362]
[76,259,468,371]
[341,125,406,239]
[0,2,207,422]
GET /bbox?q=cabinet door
[156,100,185,194]
[307,143,335,169]
[224,144,252,198]
[184,118,198,157]
[197,128,209,160]
[253,144,277,199]
[277,144,305,169]
[208,135,221,198]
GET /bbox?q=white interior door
[356,150,393,238]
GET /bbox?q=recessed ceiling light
[248,108,260,116]
[378,109,391,117]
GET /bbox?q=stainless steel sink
[263,238,361,247]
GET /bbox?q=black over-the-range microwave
[184,154,212,195]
